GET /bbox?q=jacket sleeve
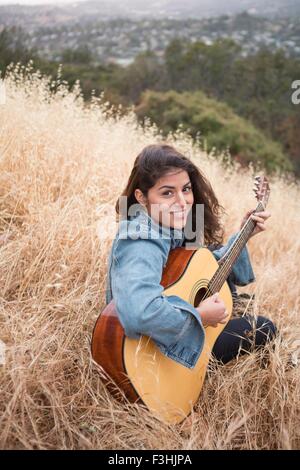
[110,236,205,350]
[211,232,255,286]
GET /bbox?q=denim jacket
[105,206,255,369]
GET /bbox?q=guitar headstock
[253,175,270,209]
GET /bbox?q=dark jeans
[211,315,277,364]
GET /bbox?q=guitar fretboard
[207,201,265,294]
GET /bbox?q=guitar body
[91,246,233,424]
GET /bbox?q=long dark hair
[116,143,225,246]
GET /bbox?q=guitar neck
[208,201,265,294]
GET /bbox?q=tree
[0,27,37,73]
[135,89,293,174]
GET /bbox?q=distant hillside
[0,0,299,31]
[1,12,299,66]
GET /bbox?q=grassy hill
[0,66,299,449]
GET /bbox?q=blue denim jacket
[105,207,255,369]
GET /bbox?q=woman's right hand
[196,292,228,328]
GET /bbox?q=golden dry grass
[0,64,300,450]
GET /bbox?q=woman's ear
[134,189,147,207]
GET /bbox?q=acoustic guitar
[91,175,270,424]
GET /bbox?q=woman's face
[135,169,194,230]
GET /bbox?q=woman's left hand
[240,209,271,238]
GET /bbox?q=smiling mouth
[171,211,187,216]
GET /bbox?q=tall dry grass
[0,63,300,450]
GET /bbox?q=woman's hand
[240,209,271,238]
[196,293,229,328]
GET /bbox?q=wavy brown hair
[115,143,225,246]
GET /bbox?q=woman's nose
[176,192,187,208]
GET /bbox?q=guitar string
[200,217,255,301]
[185,218,254,304]
[194,199,266,304]
[209,198,266,288]
[187,213,256,299]
[199,202,264,302]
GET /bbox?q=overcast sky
[0,0,85,4]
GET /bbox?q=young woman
[105,143,276,368]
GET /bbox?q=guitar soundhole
[193,287,209,309]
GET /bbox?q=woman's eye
[163,186,192,197]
